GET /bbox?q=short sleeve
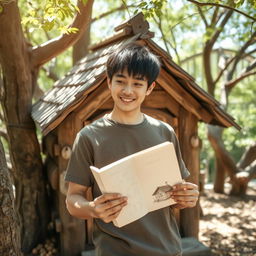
[64,131,94,187]
[171,132,190,179]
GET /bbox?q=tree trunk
[0,2,49,252]
[213,156,225,193]
[72,11,92,64]
[207,125,254,196]
[0,140,22,256]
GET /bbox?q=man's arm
[66,182,128,223]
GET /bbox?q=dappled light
[200,185,256,255]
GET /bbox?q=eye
[134,83,143,87]
[116,80,124,84]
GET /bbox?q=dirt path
[199,185,256,256]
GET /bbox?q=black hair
[106,43,161,86]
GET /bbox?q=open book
[90,141,182,227]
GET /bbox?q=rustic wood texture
[0,140,22,256]
[178,108,200,238]
[57,114,86,256]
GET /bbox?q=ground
[199,183,256,256]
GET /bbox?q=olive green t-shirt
[65,114,190,256]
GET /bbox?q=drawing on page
[152,181,173,202]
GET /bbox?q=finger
[172,195,198,201]
[105,200,128,215]
[173,182,198,191]
[94,193,124,205]
[170,189,199,196]
[101,197,128,211]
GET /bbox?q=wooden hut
[32,13,239,256]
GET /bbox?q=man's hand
[89,193,128,223]
[169,182,199,209]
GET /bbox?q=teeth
[121,97,133,102]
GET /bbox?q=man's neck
[108,110,144,125]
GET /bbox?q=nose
[122,85,132,95]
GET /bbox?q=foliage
[133,0,167,18]
[19,0,82,34]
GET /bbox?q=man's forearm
[66,194,93,219]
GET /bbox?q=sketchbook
[90,141,182,227]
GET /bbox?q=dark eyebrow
[115,73,126,78]
[115,73,145,81]
[134,76,145,81]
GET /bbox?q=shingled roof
[32,13,240,135]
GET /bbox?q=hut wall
[56,113,86,256]
[178,107,200,238]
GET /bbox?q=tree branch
[214,55,237,85]
[228,31,256,80]
[41,65,59,82]
[187,0,256,22]
[209,9,233,47]
[225,70,256,90]
[91,4,135,23]
[152,16,172,57]
[237,143,256,169]
[31,0,94,68]
[197,5,208,27]
[210,6,219,27]
[245,160,256,180]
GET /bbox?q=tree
[0,0,94,252]
[191,2,256,195]
[0,139,22,256]
[148,0,256,195]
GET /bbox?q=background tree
[188,1,256,195]
[0,139,22,256]
[0,0,94,252]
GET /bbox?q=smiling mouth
[120,97,135,103]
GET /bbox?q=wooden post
[57,114,86,256]
[178,107,200,238]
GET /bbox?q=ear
[146,82,156,96]
[107,77,112,89]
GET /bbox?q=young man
[65,43,199,256]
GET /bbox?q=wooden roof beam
[114,12,149,34]
[157,69,213,123]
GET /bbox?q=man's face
[108,68,155,115]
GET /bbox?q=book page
[92,160,148,227]
[134,142,182,212]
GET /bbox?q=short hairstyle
[106,43,161,86]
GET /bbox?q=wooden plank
[115,12,149,34]
[75,80,112,121]
[157,69,213,123]
[42,77,106,135]
[57,114,86,256]
[178,108,200,239]
[161,58,195,82]
[141,108,175,126]
[210,106,241,130]
[184,80,219,106]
